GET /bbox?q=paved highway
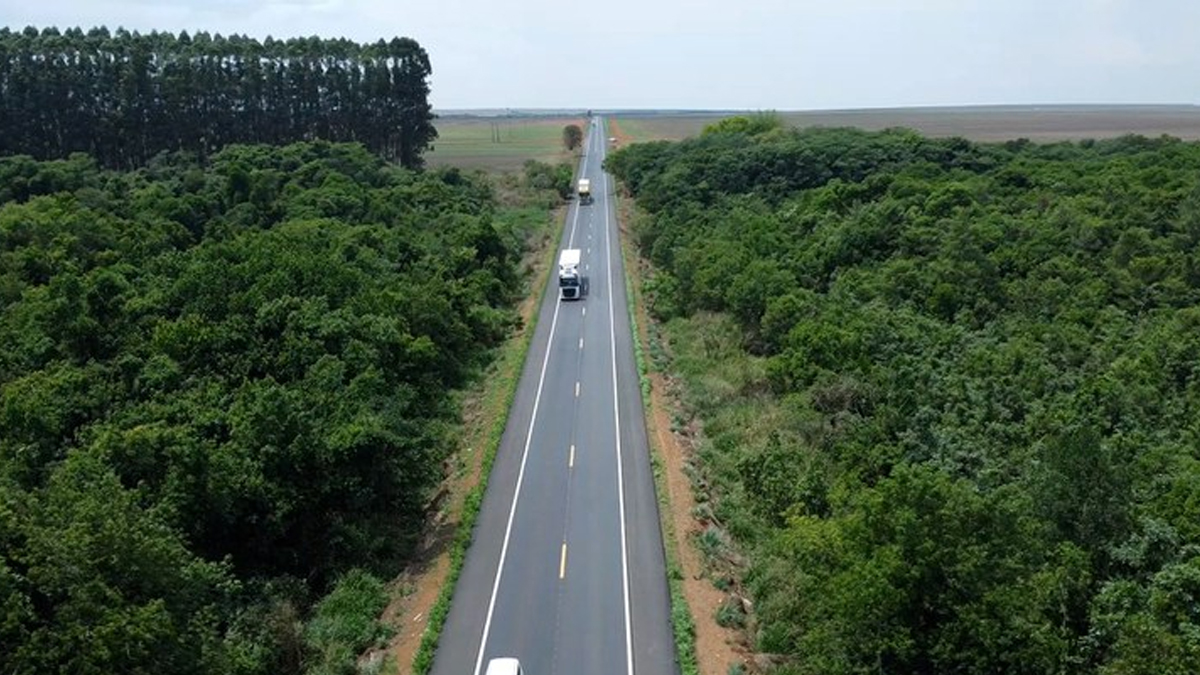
[430,119,677,675]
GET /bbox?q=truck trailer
[558,248,582,300]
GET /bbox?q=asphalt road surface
[430,119,677,675]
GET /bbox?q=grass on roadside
[661,313,778,549]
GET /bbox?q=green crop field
[426,116,586,171]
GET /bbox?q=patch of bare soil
[647,369,750,675]
[377,496,453,672]
[372,212,557,674]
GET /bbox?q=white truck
[577,178,592,205]
[558,248,582,300]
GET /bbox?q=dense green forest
[608,123,1200,674]
[0,142,548,674]
[0,27,436,168]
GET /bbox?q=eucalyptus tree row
[0,26,437,168]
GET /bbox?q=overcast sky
[2,0,1197,111]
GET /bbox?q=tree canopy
[609,125,1200,674]
[0,141,543,674]
[700,111,783,137]
[563,124,584,151]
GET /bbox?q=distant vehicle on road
[577,178,592,205]
[558,248,582,300]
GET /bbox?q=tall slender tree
[0,27,438,168]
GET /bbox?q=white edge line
[471,290,562,675]
[471,116,592,675]
[602,119,636,675]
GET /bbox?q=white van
[485,657,523,675]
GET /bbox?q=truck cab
[558,248,582,300]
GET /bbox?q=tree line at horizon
[608,120,1200,674]
[0,141,546,673]
[0,26,437,169]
